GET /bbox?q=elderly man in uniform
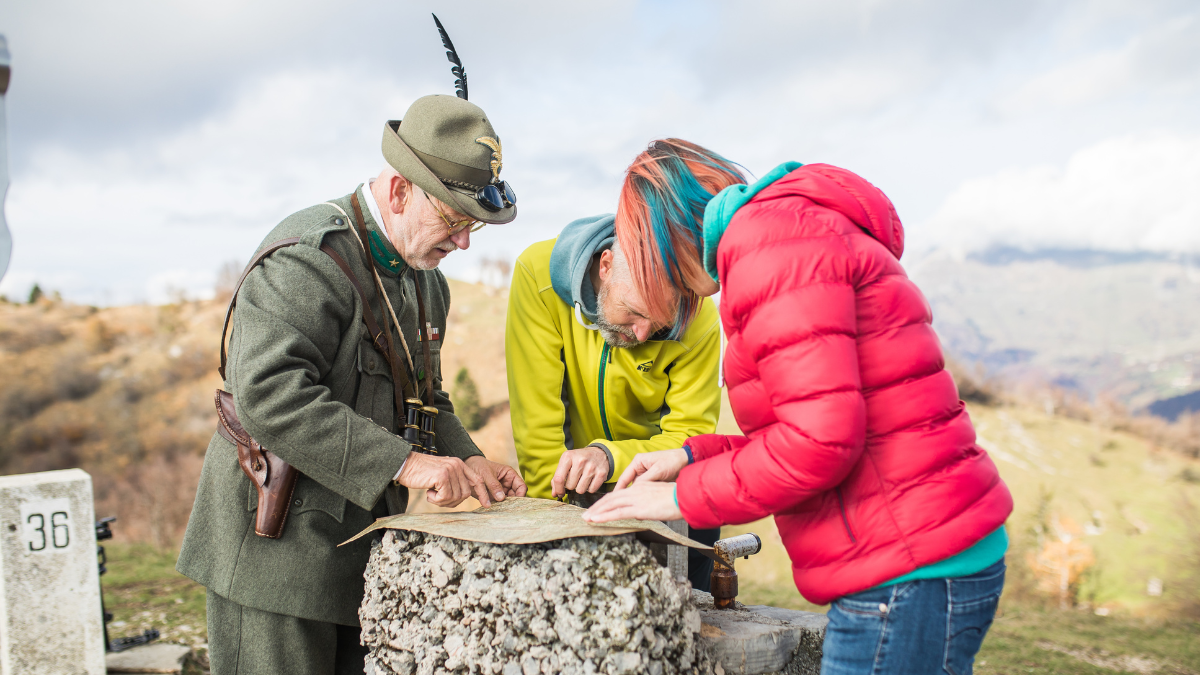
[177,94,526,674]
[505,213,723,591]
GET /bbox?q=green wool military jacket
[177,186,483,626]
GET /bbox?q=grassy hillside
[973,404,1200,612]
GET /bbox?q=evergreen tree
[27,283,42,304]
[454,367,486,431]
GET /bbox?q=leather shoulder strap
[409,271,437,406]
[217,234,396,382]
[317,243,392,362]
[219,237,299,379]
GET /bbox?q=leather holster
[214,389,298,539]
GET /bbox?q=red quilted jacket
[677,164,1012,605]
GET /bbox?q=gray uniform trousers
[207,589,368,675]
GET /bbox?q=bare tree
[478,255,513,289]
[214,259,244,303]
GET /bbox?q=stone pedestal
[695,591,827,675]
[0,469,106,674]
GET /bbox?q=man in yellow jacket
[506,214,722,589]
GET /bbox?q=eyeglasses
[423,189,486,234]
[471,181,517,213]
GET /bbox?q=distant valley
[909,246,1200,416]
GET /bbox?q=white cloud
[1,1,1199,302]
[0,60,683,305]
[1,67,419,305]
[922,132,1200,253]
[999,12,1200,114]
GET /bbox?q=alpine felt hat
[382,95,516,224]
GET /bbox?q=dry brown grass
[948,357,1200,462]
[0,280,514,546]
[946,357,1003,405]
[0,295,223,545]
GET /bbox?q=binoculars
[402,398,440,454]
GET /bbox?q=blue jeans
[820,560,1006,675]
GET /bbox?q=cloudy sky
[0,0,1197,304]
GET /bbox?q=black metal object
[109,629,161,653]
[403,398,425,451]
[96,517,114,633]
[564,484,614,509]
[401,398,442,456]
[420,406,440,454]
[96,517,161,652]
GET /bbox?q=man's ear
[387,174,412,215]
[596,249,614,284]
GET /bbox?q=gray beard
[595,283,643,349]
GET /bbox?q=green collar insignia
[368,230,406,275]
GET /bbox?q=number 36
[27,511,70,551]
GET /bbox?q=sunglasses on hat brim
[454,181,516,212]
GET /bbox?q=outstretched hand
[614,447,689,490]
[394,453,482,507]
[581,481,682,523]
[465,456,527,505]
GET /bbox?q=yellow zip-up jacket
[506,238,722,499]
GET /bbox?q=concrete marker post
[0,469,106,674]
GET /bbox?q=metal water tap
[709,533,763,609]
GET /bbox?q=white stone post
[0,469,106,674]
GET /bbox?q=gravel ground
[361,530,713,675]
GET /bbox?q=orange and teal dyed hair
[614,139,746,339]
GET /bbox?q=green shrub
[453,367,486,431]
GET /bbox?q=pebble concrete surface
[361,530,714,675]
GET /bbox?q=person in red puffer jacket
[584,139,1014,674]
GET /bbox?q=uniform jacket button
[294,499,303,507]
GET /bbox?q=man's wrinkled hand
[581,481,682,523]
[614,448,689,490]
[465,456,527,506]
[394,453,480,508]
[551,447,610,499]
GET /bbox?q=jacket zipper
[836,487,857,544]
[598,343,613,441]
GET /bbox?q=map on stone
[343,496,714,555]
